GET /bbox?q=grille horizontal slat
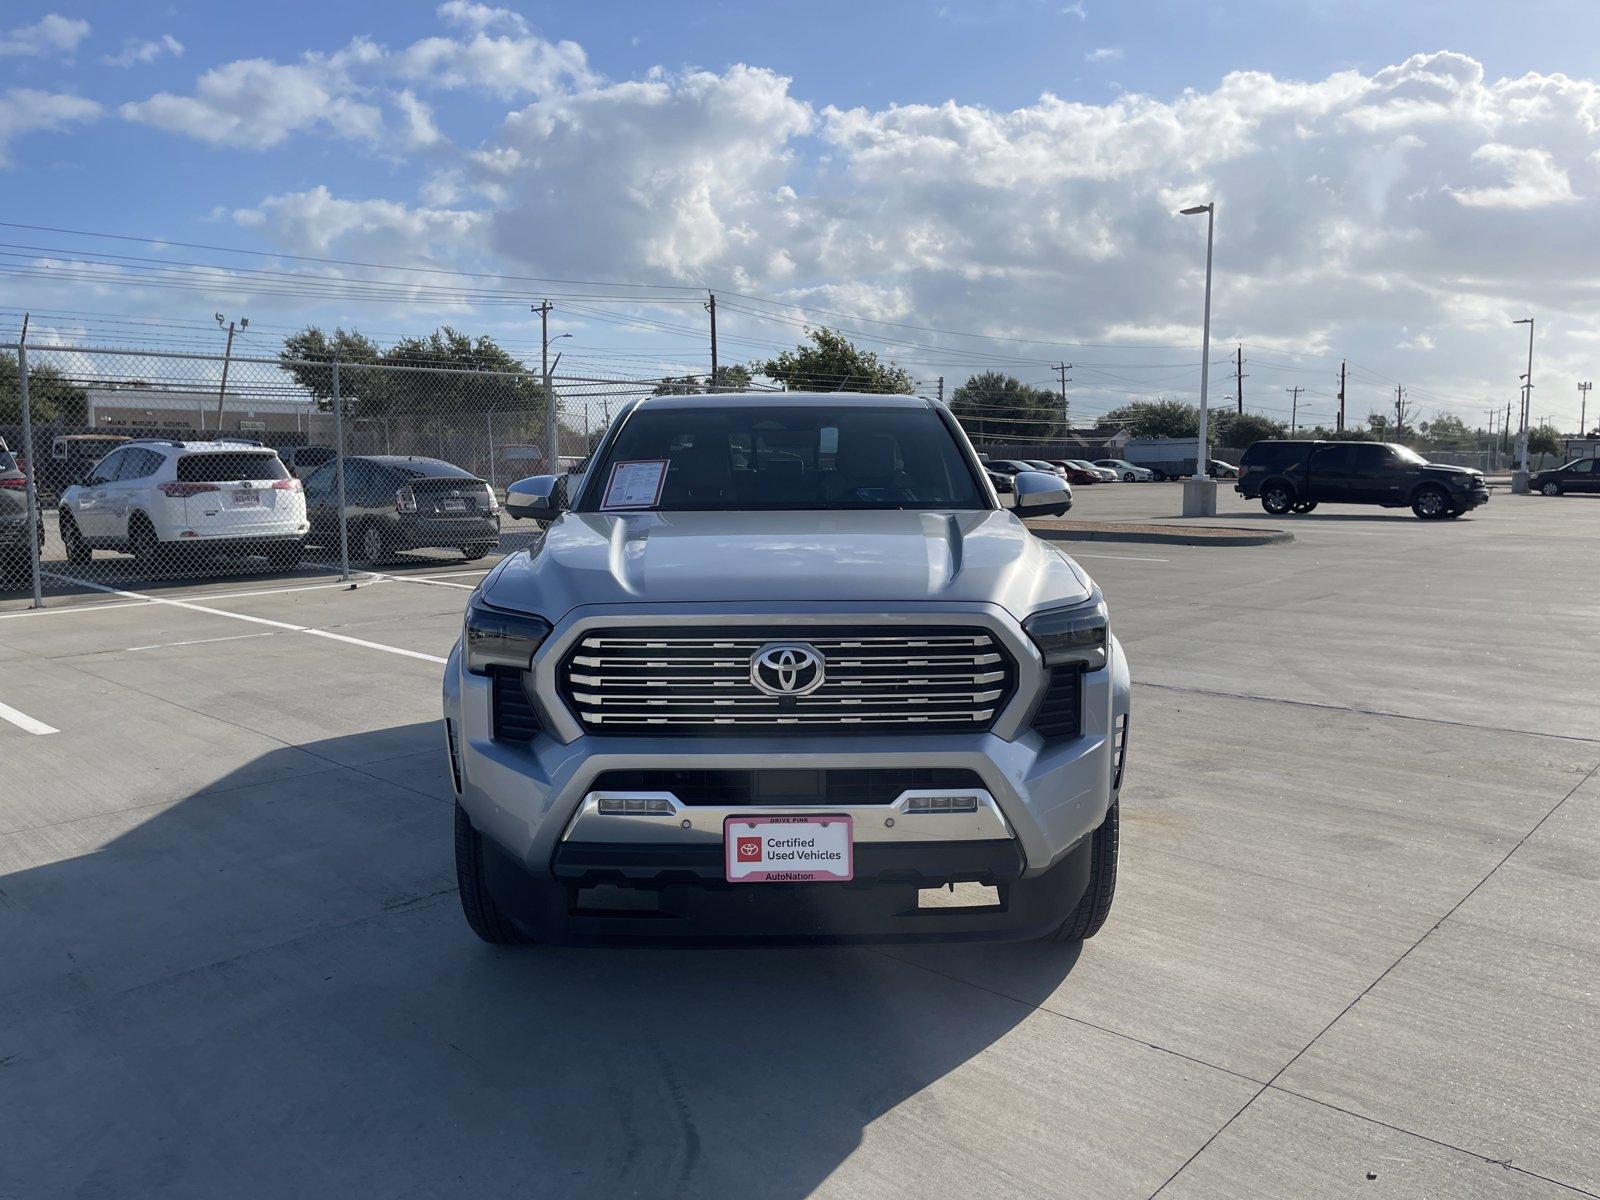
[561,625,1017,737]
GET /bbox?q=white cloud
[392,31,592,97]
[233,186,489,261]
[1085,47,1123,63]
[393,89,443,149]
[121,58,384,148]
[1449,143,1578,209]
[436,1,529,35]
[0,88,101,166]
[102,34,184,68]
[1062,2,1087,18]
[0,13,90,59]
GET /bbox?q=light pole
[1579,380,1592,443]
[1179,202,1217,515]
[1512,317,1534,492]
[213,313,247,433]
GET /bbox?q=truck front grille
[589,767,986,805]
[560,625,1017,736]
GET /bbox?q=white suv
[58,440,309,569]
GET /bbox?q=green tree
[1212,411,1287,447]
[1528,425,1562,457]
[949,371,1063,441]
[1101,398,1199,438]
[279,326,383,413]
[0,353,88,424]
[652,364,754,396]
[1418,413,1474,451]
[754,328,915,394]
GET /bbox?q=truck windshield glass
[581,404,988,511]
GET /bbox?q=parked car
[1064,459,1118,482]
[303,455,500,564]
[41,434,130,500]
[0,449,45,587]
[1094,459,1156,482]
[281,445,337,480]
[1024,459,1068,477]
[1529,458,1599,496]
[1236,440,1489,518]
[985,466,1015,493]
[1209,459,1239,479]
[450,391,1125,946]
[57,441,308,568]
[984,458,1039,479]
[1047,460,1101,485]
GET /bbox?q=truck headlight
[1023,593,1108,669]
[464,594,551,675]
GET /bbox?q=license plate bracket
[724,814,853,883]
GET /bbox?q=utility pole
[1580,380,1592,439]
[1486,408,1498,470]
[1394,385,1407,439]
[534,300,556,473]
[1503,401,1512,456]
[706,292,718,391]
[1234,345,1246,414]
[1286,386,1303,434]
[1512,316,1535,489]
[1054,362,1072,427]
[213,313,247,432]
[936,376,944,405]
[1337,360,1347,432]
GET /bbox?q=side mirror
[505,474,564,521]
[1013,470,1073,518]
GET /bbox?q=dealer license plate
[724,814,853,882]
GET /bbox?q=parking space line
[128,633,278,652]
[1070,552,1172,562]
[40,571,449,665]
[0,576,361,620]
[0,698,59,735]
[368,571,477,591]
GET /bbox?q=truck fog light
[597,795,677,816]
[903,793,981,814]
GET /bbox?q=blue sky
[4,1,1599,431]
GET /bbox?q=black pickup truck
[1236,440,1490,519]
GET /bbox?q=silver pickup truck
[443,392,1130,945]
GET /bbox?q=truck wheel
[1292,501,1318,513]
[1051,802,1118,942]
[1261,483,1295,515]
[1540,481,1562,496]
[455,802,533,946]
[60,510,91,565]
[1412,485,1449,519]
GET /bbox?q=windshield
[1389,444,1427,465]
[580,403,988,512]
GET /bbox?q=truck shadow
[3,722,1081,1198]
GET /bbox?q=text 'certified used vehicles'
[445,393,1129,947]
[57,441,308,567]
[303,455,501,564]
[1236,440,1489,519]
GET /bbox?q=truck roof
[634,391,930,411]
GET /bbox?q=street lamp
[1179,202,1217,515]
[1512,317,1534,491]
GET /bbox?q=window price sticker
[601,459,668,509]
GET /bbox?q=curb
[1030,524,1294,548]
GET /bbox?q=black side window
[118,449,161,480]
[1311,445,1349,472]
[1572,459,1596,475]
[89,450,126,484]
[1350,445,1391,471]
[303,464,332,500]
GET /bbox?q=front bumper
[445,602,1130,942]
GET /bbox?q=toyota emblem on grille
[750,642,826,696]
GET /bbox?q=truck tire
[455,801,534,946]
[1411,485,1449,519]
[1261,482,1295,515]
[1051,802,1118,942]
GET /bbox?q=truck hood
[483,509,1091,620]
[1422,463,1483,479]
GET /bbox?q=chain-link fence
[0,341,668,605]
